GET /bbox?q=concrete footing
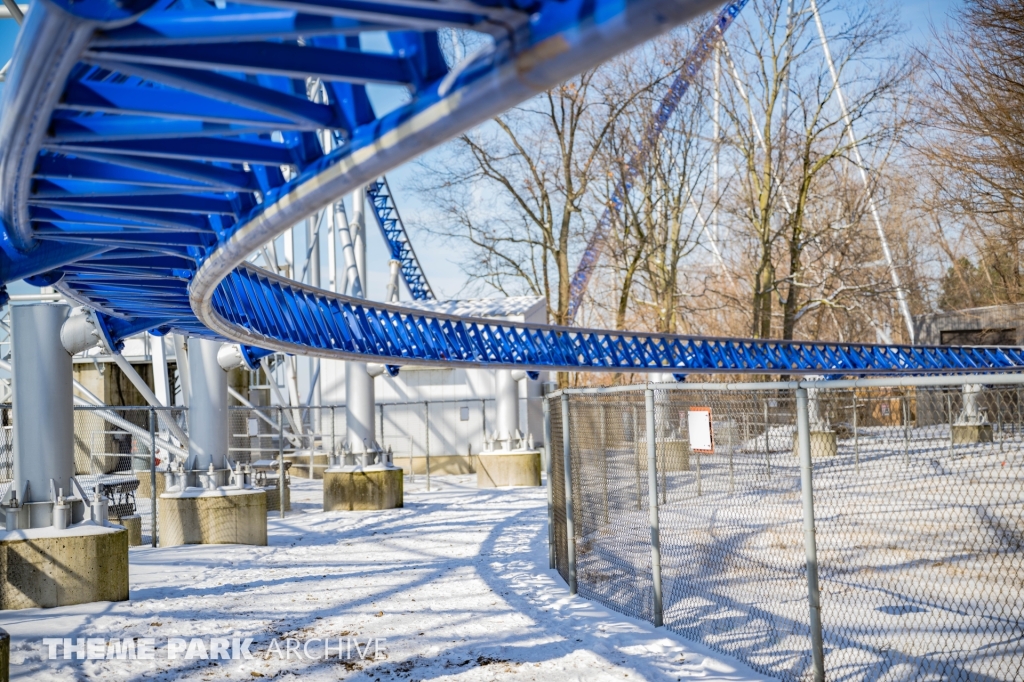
[398,455,475,475]
[136,470,167,498]
[792,430,839,457]
[285,450,329,479]
[157,488,267,547]
[0,525,129,610]
[115,515,143,546]
[0,626,8,681]
[952,423,993,444]
[265,485,291,512]
[476,450,542,488]
[324,466,403,511]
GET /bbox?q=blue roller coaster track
[366,176,435,301]
[0,0,1021,376]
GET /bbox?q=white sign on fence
[687,407,714,453]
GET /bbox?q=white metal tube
[260,358,303,438]
[11,303,73,505]
[328,202,338,293]
[150,332,171,407]
[228,386,302,447]
[173,334,190,407]
[112,352,189,446]
[351,186,366,288]
[346,363,375,459]
[187,337,228,470]
[809,0,914,342]
[495,370,520,445]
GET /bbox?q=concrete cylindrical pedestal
[952,424,993,444]
[157,489,267,547]
[792,430,838,458]
[324,467,403,511]
[0,626,8,681]
[285,451,329,479]
[476,451,541,488]
[0,526,129,610]
[265,485,291,512]
[115,515,143,546]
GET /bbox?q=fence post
[947,392,954,457]
[644,388,664,627]
[561,392,577,595]
[543,397,554,570]
[764,399,771,479]
[795,387,825,682]
[903,395,910,466]
[149,408,158,548]
[424,401,431,492]
[278,407,285,519]
[852,391,859,473]
[331,405,336,466]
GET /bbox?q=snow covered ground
[0,475,771,681]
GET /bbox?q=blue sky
[0,0,965,300]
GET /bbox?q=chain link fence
[548,379,1024,681]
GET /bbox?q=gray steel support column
[796,387,826,681]
[187,338,228,470]
[543,397,554,569]
[644,388,664,626]
[345,185,373,462]
[11,303,73,505]
[561,393,577,595]
[495,370,519,444]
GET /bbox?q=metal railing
[547,374,1024,682]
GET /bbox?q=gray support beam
[561,392,577,595]
[796,387,826,681]
[187,337,228,470]
[544,396,554,569]
[11,303,73,504]
[644,388,664,627]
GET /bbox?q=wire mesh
[71,405,182,547]
[554,381,1024,681]
[0,405,11,483]
[568,394,656,622]
[809,385,1024,681]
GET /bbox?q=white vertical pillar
[150,333,170,407]
[345,186,373,460]
[495,370,519,447]
[11,303,73,504]
[308,216,322,435]
[328,202,338,293]
[187,338,228,470]
[173,334,190,407]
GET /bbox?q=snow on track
[0,476,770,681]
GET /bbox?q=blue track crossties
[0,0,1021,375]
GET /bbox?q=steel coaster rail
[2,0,1024,377]
[366,177,434,301]
[200,262,1024,374]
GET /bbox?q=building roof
[400,296,547,321]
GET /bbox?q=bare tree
[715,0,916,340]
[414,56,671,325]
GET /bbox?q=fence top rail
[547,371,1024,399]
